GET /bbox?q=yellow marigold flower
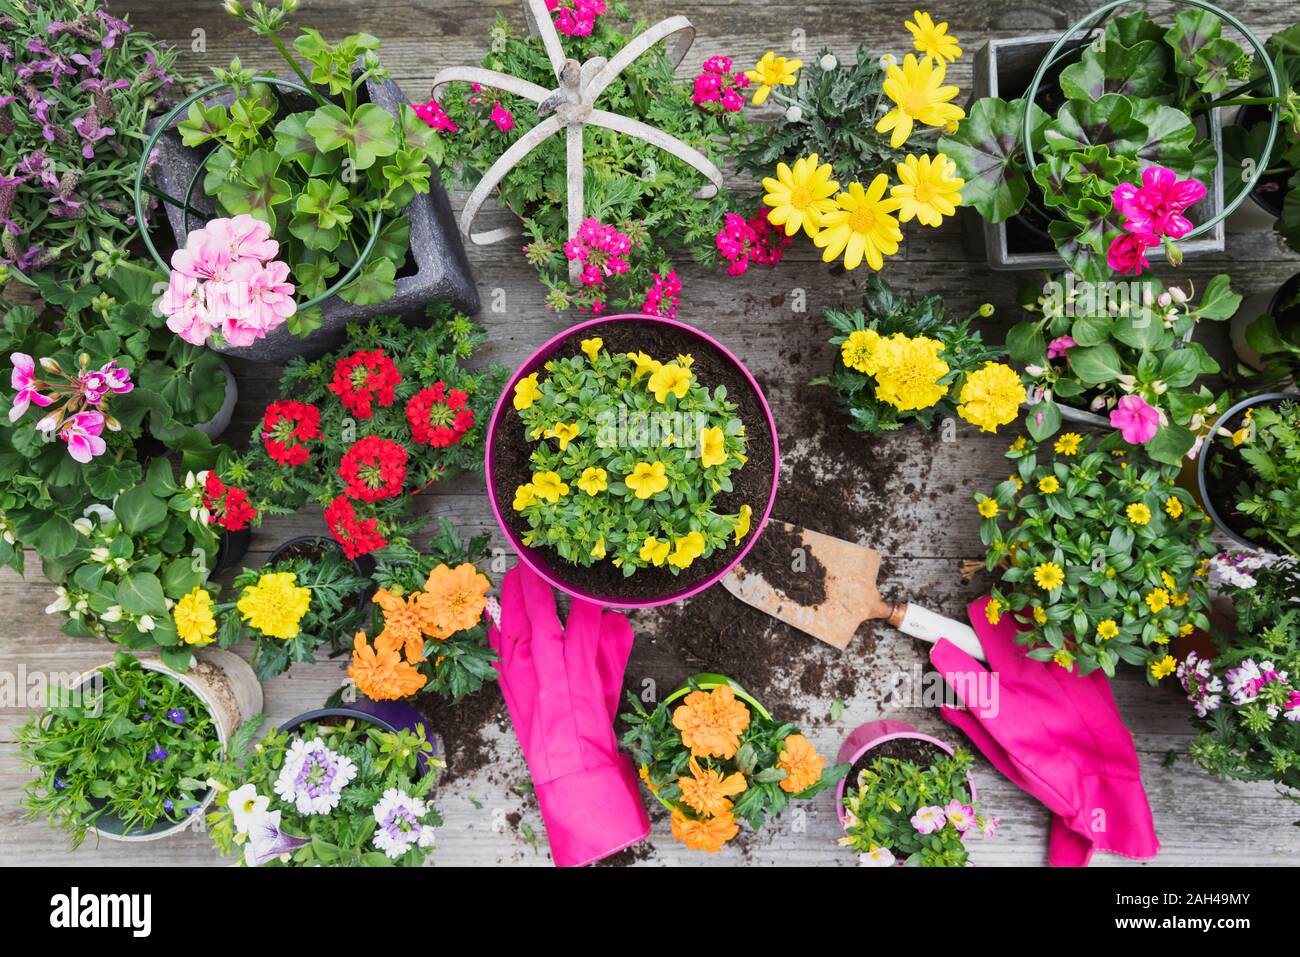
[1165,496,1183,518]
[678,757,747,817]
[1145,589,1170,614]
[513,373,543,411]
[580,337,603,362]
[672,685,751,759]
[1033,562,1064,591]
[530,471,569,502]
[872,333,950,411]
[627,351,661,382]
[626,460,669,499]
[1054,432,1083,456]
[640,536,671,566]
[891,152,963,227]
[417,563,491,639]
[777,733,825,793]
[977,496,999,518]
[1126,503,1151,526]
[814,175,903,270]
[905,10,962,62]
[668,530,707,569]
[876,53,965,148]
[647,362,692,403]
[1150,655,1177,679]
[699,426,728,468]
[1097,619,1119,640]
[1053,649,1074,670]
[238,571,311,639]
[577,467,608,496]
[670,808,738,852]
[957,362,1025,433]
[513,483,538,511]
[985,598,1002,624]
[590,536,606,560]
[174,587,217,646]
[841,328,883,375]
[1038,475,1060,494]
[745,51,802,106]
[762,153,839,238]
[733,504,753,545]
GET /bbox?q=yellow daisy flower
[1150,655,1177,679]
[876,53,965,148]
[1054,432,1083,456]
[813,174,902,270]
[891,153,963,227]
[1165,496,1183,518]
[977,496,999,518]
[1053,649,1074,670]
[1126,503,1152,526]
[1033,562,1064,591]
[1145,589,1170,614]
[745,51,802,106]
[1038,475,1060,494]
[1097,619,1119,640]
[905,10,962,62]
[762,153,839,238]
[985,598,1002,625]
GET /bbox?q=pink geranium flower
[1113,166,1207,240]
[1110,394,1161,444]
[161,271,217,345]
[1106,231,1159,276]
[9,352,52,422]
[59,410,107,463]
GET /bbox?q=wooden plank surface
[2,0,1298,867]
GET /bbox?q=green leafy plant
[509,337,754,576]
[839,746,995,867]
[204,714,443,866]
[815,276,1007,433]
[1010,271,1240,463]
[1221,400,1300,556]
[977,433,1213,680]
[18,652,223,847]
[1237,276,1300,388]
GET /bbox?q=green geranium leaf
[1059,39,1172,102]
[217,148,291,228]
[338,256,397,306]
[304,103,399,171]
[178,101,231,148]
[938,97,1046,223]
[1165,9,1222,77]
[1043,94,1148,158]
[274,112,341,175]
[290,178,353,251]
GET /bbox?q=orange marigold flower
[671,685,751,759]
[416,563,491,638]
[638,764,659,794]
[372,588,428,662]
[777,733,825,793]
[348,632,426,701]
[670,809,738,852]
[677,757,748,817]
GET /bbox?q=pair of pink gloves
[930,597,1160,866]
[487,564,649,866]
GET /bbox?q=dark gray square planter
[147,76,479,364]
[967,33,1226,272]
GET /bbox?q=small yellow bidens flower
[513,373,543,411]
[1038,475,1060,494]
[1179,622,1194,637]
[238,571,311,640]
[577,467,608,496]
[1160,570,1177,591]
[876,53,965,148]
[626,460,669,499]
[1033,562,1064,591]
[977,496,999,518]
[640,536,671,566]
[513,483,538,511]
[814,175,903,270]
[1054,433,1083,456]
[627,351,661,382]
[544,421,580,450]
[647,362,692,403]
[1150,655,1177,680]
[745,51,803,106]
[891,153,963,227]
[985,598,1002,624]
[1033,606,1048,624]
[957,362,1026,433]
[841,328,883,375]
[1097,619,1119,640]
[699,426,728,468]
[580,337,603,362]
[1165,496,1184,518]
[1126,503,1152,526]
[1145,588,1170,614]
[1009,436,1027,452]
[762,153,840,238]
[733,504,753,544]
[531,471,569,502]
[174,586,217,646]
[1053,649,1074,670]
[906,10,962,62]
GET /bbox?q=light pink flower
[979,816,1000,838]
[911,805,947,835]
[1110,394,1160,444]
[170,229,232,282]
[1106,231,1159,276]
[1047,335,1075,360]
[1113,166,1207,240]
[206,213,280,263]
[161,272,217,345]
[79,361,133,405]
[945,799,977,832]
[858,847,896,867]
[231,259,297,334]
[60,410,107,463]
[9,352,52,421]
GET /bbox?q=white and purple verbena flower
[273,737,358,816]
[1177,651,1224,717]
[371,788,437,860]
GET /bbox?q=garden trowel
[722,521,985,662]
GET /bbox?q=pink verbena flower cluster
[8,352,133,463]
[564,217,633,297]
[715,211,791,276]
[1106,166,1207,277]
[412,98,457,133]
[640,269,681,319]
[691,56,749,112]
[544,0,607,37]
[160,215,297,348]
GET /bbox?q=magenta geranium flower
[9,352,52,421]
[1110,394,1160,444]
[1106,232,1159,276]
[1113,166,1207,240]
[59,410,107,463]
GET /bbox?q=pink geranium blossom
[59,410,107,463]
[1106,231,1159,276]
[1110,394,1161,444]
[1113,166,1207,240]
[9,352,52,421]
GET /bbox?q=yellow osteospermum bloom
[237,571,311,640]
[699,426,728,468]
[891,153,963,227]
[513,373,543,411]
[1033,562,1064,591]
[1165,496,1184,518]
[544,421,581,450]
[648,362,692,403]
[977,496,999,518]
[531,471,569,502]
[1054,432,1083,456]
[577,467,608,496]
[627,351,661,382]
[872,334,949,412]
[841,328,883,375]
[957,362,1026,433]
[1097,618,1119,640]
[626,460,669,499]
[580,337,603,362]
[1126,503,1152,526]
[745,51,802,106]
[640,536,671,566]
[876,53,965,148]
[1150,655,1177,679]
[174,586,217,646]
[1038,475,1060,494]
[733,504,753,545]
[762,153,840,238]
[905,10,963,62]
[813,175,903,270]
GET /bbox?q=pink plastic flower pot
[834,720,976,829]
[484,313,780,609]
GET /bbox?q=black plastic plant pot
[1196,392,1295,551]
[279,704,439,778]
[142,74,479,364]
[214,526,252,574]
[1227,104,1286,228]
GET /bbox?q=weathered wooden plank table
[2,0,1298,866]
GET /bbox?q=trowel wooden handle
[888,603,986,663]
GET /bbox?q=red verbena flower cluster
[337,435,408,503]
[716,210,791,276]
[641,269,682,319]
[260,400,321,467]
[328,350,402,419]
[406,382,475,448]
[544,0,606,36]
[324,495,388,560]
[202,472,256,532]
[692,56,749,112]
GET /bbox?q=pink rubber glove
[928,597,1160,866]
[488,563,649,866]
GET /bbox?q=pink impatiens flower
[1113,166,1207,241]
[1047,335,1075,360]
[9,352,52,421]
[911,805,947,835]
[1110,394,1161,444]
[59,410,107,463]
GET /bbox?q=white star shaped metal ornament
[432,0,724,281]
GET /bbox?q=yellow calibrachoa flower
[577,467,608,496]
[626,460,669,499]
[174,586,217,646]
[977,496,999,518]
[1165,496,1183,518]
[580,337,603,362]
[762,153,840,238]
[513,373,543,410]
[699,426,728,468]
[668,531,707,569]
[513,483,538,511]
[591,537,606,560]
[531,471,569,502]
[905,10,962,62]
[1097,619,1119,640]
[985,598,1002,624]
[841,328,883,374]
[813,175,903,270]
[237,571,311,640]
[1145,588,1170,614]
[1150,655,1177,680]
[647,362,692,403]
[891,153,963,227]
[1126,503,1151,526]
[745,51,802,105]
[1033,562,1064,591]
[876,53,965,148]
[956,362,1025,433]
[872,334,949,411]
[544,421,580,450]
[733,504,753,544]
[1054,432,1083,456]
[640,536,671,567]
[627,351,661,382]
[1038,475,1060,494]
